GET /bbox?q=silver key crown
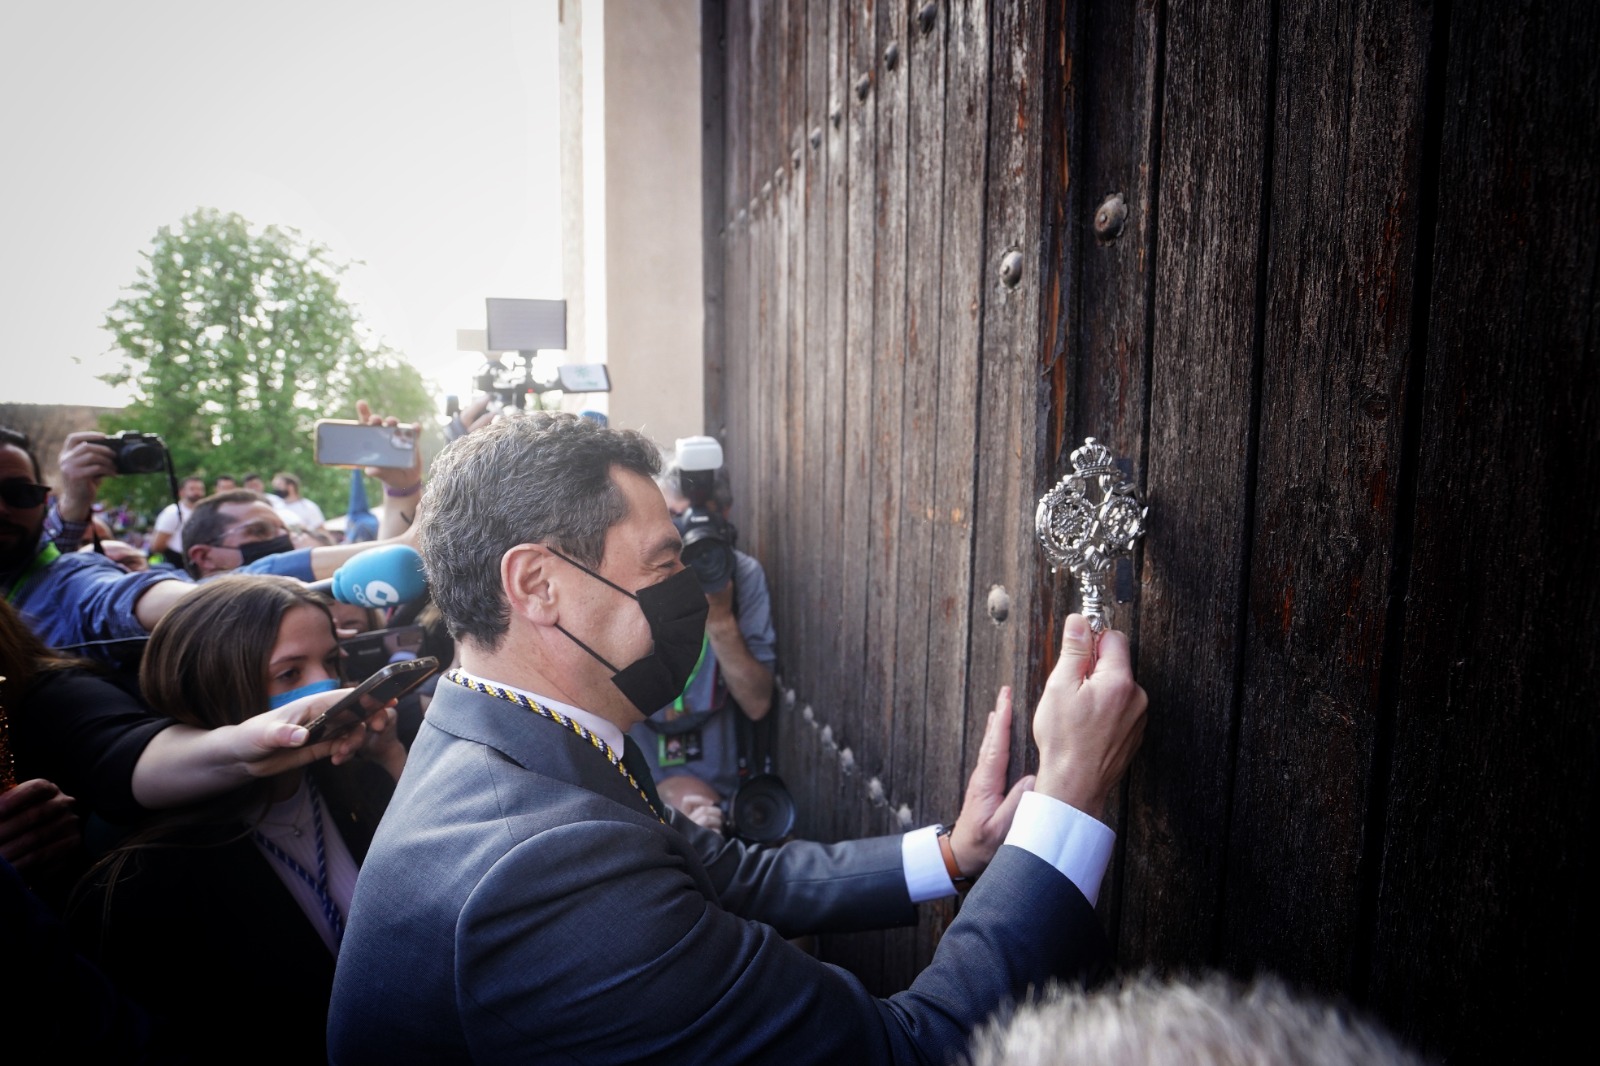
[1035,437,1148,633]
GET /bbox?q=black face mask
[234,534,295,565]
[550,550,710,715]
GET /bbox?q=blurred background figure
[965,972,1427,1066]
[272,472,325,534]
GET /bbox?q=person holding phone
[72,575,409,1063]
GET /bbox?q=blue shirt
[6,534,315,661]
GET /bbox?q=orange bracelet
[937,828,972,885]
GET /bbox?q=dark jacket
[71,760,395,1065]
[329,677,1108,1064]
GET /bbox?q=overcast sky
[0,0,562,409]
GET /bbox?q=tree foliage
[99,208,437,518]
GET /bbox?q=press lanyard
[444,669,665,823]
[253,778,344,946]
[5,543,59,604]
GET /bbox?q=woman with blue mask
[73,574,405,1063]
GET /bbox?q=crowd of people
[1,400,1423,1063]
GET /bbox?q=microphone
[308,544,428,608]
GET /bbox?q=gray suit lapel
[424,677,663,824]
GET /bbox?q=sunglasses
[0,478,50,509]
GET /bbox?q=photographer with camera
[625,436,778,838]
[3,407,421,666]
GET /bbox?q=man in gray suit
[329,413,1148,1064]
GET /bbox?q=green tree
[100,208,438,519]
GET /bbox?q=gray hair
[418,412,662,649]
[966,973,1426,1066]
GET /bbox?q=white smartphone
[314,420,419,469]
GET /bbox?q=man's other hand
[1032,614,1148,820]
[949,686,1034,880]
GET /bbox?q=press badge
[658,730,703,767]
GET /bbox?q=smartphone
[302,656,440,744]
[314,420,419,469]
[339,625,426,683]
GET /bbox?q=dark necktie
[622,735,666,820]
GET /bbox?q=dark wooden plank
[1052,0,1164,938]
[962,0,1047,824]
[886,0,952,985]
[847,0,911,989]
[1224,0,1429,990]
[825,0,879,983]
[772,0,804,722]
[914,0,991,970]
[1119,0,1274,967]
[745,0,772,566]
[702,0,728,441]
[718,0,749,449]
[1070,0,1161,455]
[792,2,831,809]
[1370,3,1600,1059]
[859,0,907,833]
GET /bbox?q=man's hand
[445,394,498,441]
[1032,614,1148,820]
[0,779,82,876]
[55,432,118,523]
[703,579,774,720]
[949,686,1035,880]
[706,580,737,624]
[679,794,726,835]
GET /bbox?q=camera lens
[122,442,164,473]
[729,775,796,844]
[682,535,733,593]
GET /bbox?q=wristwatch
[935,824,973,888]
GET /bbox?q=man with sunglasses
[1,427,183,663]
[1,426,419,663]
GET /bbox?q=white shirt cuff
[1003,790,1116,906]
[901,824,956,903]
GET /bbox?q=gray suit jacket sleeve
[330,684,1108,1065]
[456,826,1103,1064]
[666,806,916,935]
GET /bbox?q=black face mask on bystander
[234,534,296,566]
[548,550,709,715]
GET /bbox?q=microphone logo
[356,580,400,608]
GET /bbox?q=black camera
[724,773,796,844]
[100,431,170,475]
[672,436,738,594]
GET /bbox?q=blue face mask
[268,677,339,710]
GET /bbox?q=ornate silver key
[1034,437,1148,634]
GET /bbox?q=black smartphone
[302,656,440,744]
[339,625,426,683]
